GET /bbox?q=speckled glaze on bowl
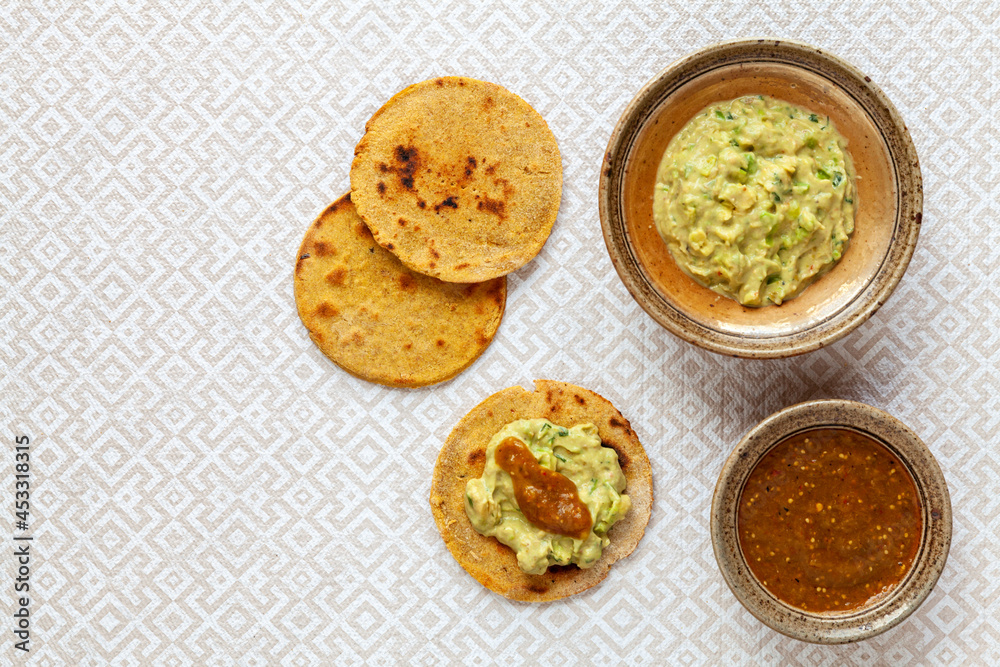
[711,400,951,644]
[599,40,922,358]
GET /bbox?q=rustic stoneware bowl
[711,400,951,644]
[599,40,922,357]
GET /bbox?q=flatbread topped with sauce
[430,380,652,601]
[351,76,562,283]
[294,194,505,388]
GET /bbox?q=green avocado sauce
[465,419,631,575]
[653,95,857,307]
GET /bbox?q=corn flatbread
[430,380,653,601]
[294,194,505,388]
[351,76,562,283]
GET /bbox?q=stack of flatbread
[294,77,562,387]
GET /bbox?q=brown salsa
[738,428,922,612]
[495,437,592,539]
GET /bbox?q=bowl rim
[710,399,952,644]
[599,38,923,358]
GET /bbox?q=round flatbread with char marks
[430,380,653,601]
[294,194,505,388]
[351,76,562,283]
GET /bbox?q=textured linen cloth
[2,1,998,664]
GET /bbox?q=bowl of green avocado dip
[600,40,922,358]
[653,95,857,307]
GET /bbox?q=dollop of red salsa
[738,428,922,613]
[495,437,592,540]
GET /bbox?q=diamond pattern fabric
[2,1,999,664]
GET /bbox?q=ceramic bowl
[599,39,922,358]
[711,400,951,644]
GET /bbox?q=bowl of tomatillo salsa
[599,39,922,357]
[711,400,951,644]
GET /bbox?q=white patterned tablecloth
[2,1,998,664]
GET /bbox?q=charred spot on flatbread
[433,196,459,212]
[350,77,562,283]
[293,194,507,388]
[429,380,653,601]
[325,267,347,286]
[315,302,339,318]
[476,194,506,220]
